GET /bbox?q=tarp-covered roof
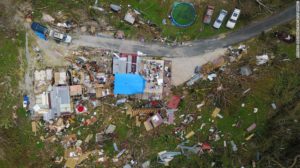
[114,74,145,95]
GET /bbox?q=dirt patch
[167,48,226,86]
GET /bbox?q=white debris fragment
[216,114,223,119]
[230,141,238,152]
[256,54,269,65]
[207,73,217,81]
[142,160,150,168]
[197,101,205,109]
[271,103,277,110]
[253,108,258,113]
[200,123,206,130]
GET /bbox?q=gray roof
[113,57,127,74]
[45,86,71,121]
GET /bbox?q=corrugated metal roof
[49,86,72,120]
[113,57,127,74]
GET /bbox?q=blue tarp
[114,74,146,95]
[34,31,47,40]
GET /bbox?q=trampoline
[171,2,196,27]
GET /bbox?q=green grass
[0,31,25,128]
[32,0,94,20]
[0,29,52,167]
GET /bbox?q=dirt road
[24,32,35,107]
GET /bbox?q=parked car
[226,8,241,29]
[49,30,72,44]
[213,9,228,29]
[31,22,48,34]
[203,5,215,24]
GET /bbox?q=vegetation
[0,30,25,128]
[165,21,299,167]
[0,21,51,168]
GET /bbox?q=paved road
[73,5,296,57]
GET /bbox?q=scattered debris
[211,108,221,118]
[142,160,151,168]
[246,123,257,132]
[110,4,122,12]
[124,12,136,24]
[271,103,277,110]
[256,54,269,65]
[115,30,125,39]
[185,131,195,139]
[230,140,238,152]
[157,151,181,166]
[105,124,116,134]
[144,113,163,131]
[42,13,55,23]
[274,31,296,43]
[207,73,217,81]
[240,65,252,76]
[246,133,255,141]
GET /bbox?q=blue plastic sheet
[34,31,47,40]
[114,74,146,95]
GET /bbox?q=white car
[226,8,241,29]
[49,30,72,44]
[213,9,228,29]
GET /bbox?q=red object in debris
[202,142,211,150]
[167,96,181,109]
[77,105,84,112]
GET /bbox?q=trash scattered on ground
[240,65,252,76]
[274,31,296,43]
[207,73,217,81]
[144,113,163,131]
[246,123,256,132]
[230,140,238,152]
[256,54,269,65]
[157,151,181,166]
[271,103,277,110]
[110,4,122,12]
[211,108,221,118]
[185,131,195,139]
[142,160,150,168]
[105,124,116,134]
